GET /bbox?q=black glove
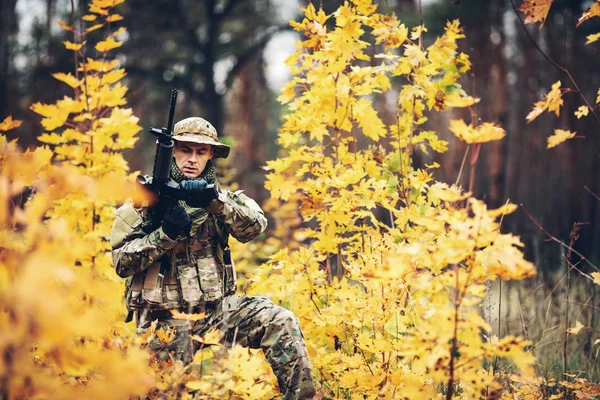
[161,202,191,239]
[180,179,212,208]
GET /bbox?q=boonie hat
[173,117,230,159]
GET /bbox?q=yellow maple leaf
[52,72,82,89]
[156,325,177,344]
[586,32,600,45]
[449,119,506,144]
[170,309,206,321]
[63,40,85,51]
[575,105,589,119]
[57,21,72,31]
[86,23,105,33]
[106,14,124,22]
[519,0,554,28]
[591,272,600,285]
[547,129,576,149]
[566,320,586,335]
[82,14,97,21]
[95,37,123,52]
[371,14,408,49]
[0,115,23,132]
[577,3,600,27]
[526,80,563,122]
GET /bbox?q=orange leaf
[57,21,73,31]
[577,2,600,27]
[519,0,553,28]
[82,14,97,21]
[0,115,23,132]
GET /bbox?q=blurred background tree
[2,0,599,272]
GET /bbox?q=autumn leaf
[57,21,73,31]
[106,14,124,22]
[95,37,123,52]
[577,2,600,27]
[585,32,600,45]
[449,119,506,144]
[591,272,600,285]
[63,40,85,51]
[519,0,554,28]
[567,320,586,335]
[82,14,97,21]
[170,309,206,321]
[52,72,82,89]
[547,129,576,149]
[0,115,23,132]
[526,80,563,122]
[86,23,104,33]
[575,105,589,119]
[156,325,177,344]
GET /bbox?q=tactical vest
[124,213,236,311]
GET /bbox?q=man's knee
[271,307,301,329]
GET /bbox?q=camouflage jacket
[110,187,267,312]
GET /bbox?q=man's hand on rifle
[180,180,213,208]
[162,201,191,239]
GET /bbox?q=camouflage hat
[173,117,230,159]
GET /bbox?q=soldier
[110,117,316,399]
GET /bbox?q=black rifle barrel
[166,88,178,135]
[151,89,178,189]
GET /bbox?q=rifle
[137,88,218,233]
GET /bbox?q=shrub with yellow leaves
[0,128,151,398]
[250,1,538,398]
[0,0,154,398]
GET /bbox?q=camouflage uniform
[110,118,315,400]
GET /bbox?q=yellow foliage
[254,3,539,398]
[0,116,22,132]
[449,119,506,144]
[547,129,577,149]
[526,81,564,122]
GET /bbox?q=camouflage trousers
[137,295,316,400]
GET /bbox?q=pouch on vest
[223,248,237,296]
[141,261,164,304]
[197,257,223,303]
[177,263,202,305]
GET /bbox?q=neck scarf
[171,160,219,235]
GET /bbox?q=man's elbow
[236,218,267,243]
[113,252,135,278]
[115,263,134,278]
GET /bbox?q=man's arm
[110,203,177,278]
[207,190,267,243]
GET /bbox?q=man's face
[173,141,213,179]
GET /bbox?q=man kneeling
[110,117,316,399]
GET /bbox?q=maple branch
[509,0,600,157]
[584,186,600,202]
[519,204,599,272]
[568,301,600,313]
[70,0,78,92]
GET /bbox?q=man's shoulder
[111,200,146,249]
